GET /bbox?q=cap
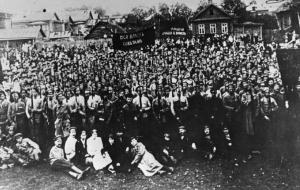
[14,133,23,139]
[54,135,62,141]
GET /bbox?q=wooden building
[190,4,234,35]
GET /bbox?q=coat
[131,142,163,177]
[87,136,112,170]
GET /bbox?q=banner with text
[160,17,188,37]
[113,27,155,50]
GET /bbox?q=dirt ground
[1,146,300,190]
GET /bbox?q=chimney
[208,0,213,4]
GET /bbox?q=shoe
[76,173,83,180]
[168,167,174,173]
[158,170,166,175]
[247,155,253,160]
[83,167,91,173]
[0,164,8,170]
[7,163,14,168]
[251,150,261,154]
[82,166,91,177]
[108,165,115,173]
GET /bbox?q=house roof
[0,27,45,41]
[0,12,13,19]
[192,4,232,21]
[234,21,264,26]
[12,12,59,23]
[275,2,293,13]
[57,10,92,23]
[84,21,126,40]
[192,17,233,22]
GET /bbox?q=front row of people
[0,126,175,180]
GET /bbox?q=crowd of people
[0,34,299,180]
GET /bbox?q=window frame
[221,23,228,34]
[210,23,216,34]
[198,24,205,34]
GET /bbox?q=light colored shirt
[64,136,77,161]
[87,136,104,156]
[133,95,151,109]
[87,95,101,110]
[49,146,65,165]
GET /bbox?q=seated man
[49,136,89,180]
[14,133,41,164]
[64,127,77,162]
[156,133,178,167]
[102,133,131,173]
[75,130,92,166]
[0,127,15,169]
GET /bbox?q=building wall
[234,25,263,40]
[0,18,12,29]
[192,20,231,35]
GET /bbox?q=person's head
[228,84,234,94]
[126,94,133,103]
[179,126,186,135]
[69,127,76,138]
[268,78,274,87]
[57,93,64,104]
[264,87,270,97]
[80,130,87,140]
[7,125,15,136]
[54,136,62,147]
[91,129,98,138]
[210,88,216,97]
[130,137,138,146]
[274,84,280,93]
[0,91,6,101]
[31,88,38,97]
[75,87,80,96]
[108,86,113,95]
[164,133,170,141]
[12,92,19,102]
[164,86,170,97]
[15,133,23,143]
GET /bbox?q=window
[210,24,216,34]
[221,23,228,34]
[282,15,291,29]
[198,24,205,34]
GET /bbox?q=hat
[54,135,62,141]
[116,131,124,136]
[14,133,23,139]
[11,90,20,95]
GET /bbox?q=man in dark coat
[75,130,92,166]
[206,88,227,157]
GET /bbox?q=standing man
[25,88,44,148]
[0,90,9,132]
[53,93,70,137]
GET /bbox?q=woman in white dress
[87,129,113,171]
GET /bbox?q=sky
[0,0,224,15]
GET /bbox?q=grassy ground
[1,150,300,190]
